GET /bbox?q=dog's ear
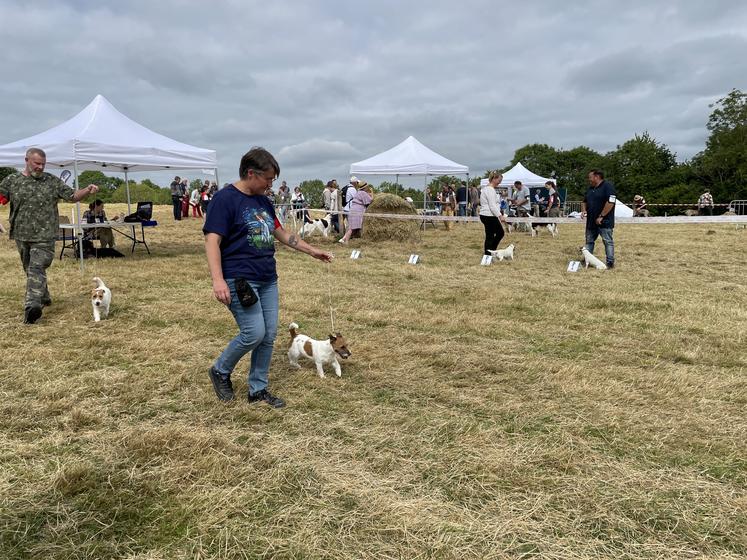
[328,334,337,341]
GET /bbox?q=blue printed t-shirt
[203,185,282,282]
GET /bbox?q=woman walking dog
[204,147,333,408]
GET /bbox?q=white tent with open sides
[479,161,553,188]
[0,94,218,208]
[0,94,217,264]
[350,135,468,177]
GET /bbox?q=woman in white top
[478,172,506,255]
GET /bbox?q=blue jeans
[457,202,467,217]
[585,227,615,266]
[213,278,279,395]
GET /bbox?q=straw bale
[363,193,419,242]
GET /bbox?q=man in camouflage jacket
[0,148,99,323]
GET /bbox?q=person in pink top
[339,182,373,243]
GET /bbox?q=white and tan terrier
[287,322,351,378]
[91,277,112,322]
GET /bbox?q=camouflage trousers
[15,240,55,309]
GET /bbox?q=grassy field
[1,203,745,559]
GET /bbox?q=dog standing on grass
[488,243,515,261]
[91,277,112,322]
[287,322,350,378]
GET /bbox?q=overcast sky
[1,0,746,186]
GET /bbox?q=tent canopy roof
[480,162,554,187]
[350,136,468,176]
[0,94,216,172]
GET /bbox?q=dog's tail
[289,322,300,341]
[92,276,104,288]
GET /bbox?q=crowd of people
[169,177,217,221]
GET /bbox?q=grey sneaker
[208,367,234,401]
[248,389,285,408]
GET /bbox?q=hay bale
[364,193,419,242]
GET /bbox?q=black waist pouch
[235,278,258,307]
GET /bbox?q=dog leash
[326,261,336,332]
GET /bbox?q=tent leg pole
[74,160,83,272]
[125,169,131,215]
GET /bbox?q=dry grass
[0,203,745,559]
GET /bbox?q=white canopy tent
[479,161,553,188]
[0,94,217,265]
[0,94,217,210]
[350,135,468,179]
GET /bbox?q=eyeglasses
[251,170,276,184]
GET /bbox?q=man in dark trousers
[0,148,99,323]
[581,169,617,269]
[170,176,182,220]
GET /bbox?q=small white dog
[488,243,515,261]
[91,277,112,322]
[580,247,607,270]
[287,322,351,378]
[298,214,332,238]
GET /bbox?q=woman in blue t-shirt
[203,147,333,408]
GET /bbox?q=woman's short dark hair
[239,147,280,180]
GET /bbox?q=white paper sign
[567,260,581,272]
[408,254,420,264]
[480,255,493,266]
[350,250,361,260]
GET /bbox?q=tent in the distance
[479,161,552,188]
[350,135,468,178]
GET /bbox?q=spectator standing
[339,182,373,243]
[546,181,561,218]
[170,176,182,220]
[698,190,714,216]
[582,169,617,269]
[204,147,333,407]
[456,182,468,218]
[190,185,203,217]
[276,181,291,223]
[510,181,531,217]
[443,184,457,230]
[0,148,99,323]
[479,172,506,255]
[468,183,480,216]
[326,180,340,234]
[291,186,305,221]
[200,186,210,217]
[342,177,359,229]
[180,179,190,218]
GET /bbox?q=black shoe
[24,306,42,324]
[607,262,615,269]
[248,389,285,408]
[208,367,234,401]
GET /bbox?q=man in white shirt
[325,180,340,233]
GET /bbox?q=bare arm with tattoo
[274,226,333,262]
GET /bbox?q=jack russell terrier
[488,243,515,261]
[288,322,351,378]
[298,214,332,238]
[580,247,607,270]
[91,277,112,321]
